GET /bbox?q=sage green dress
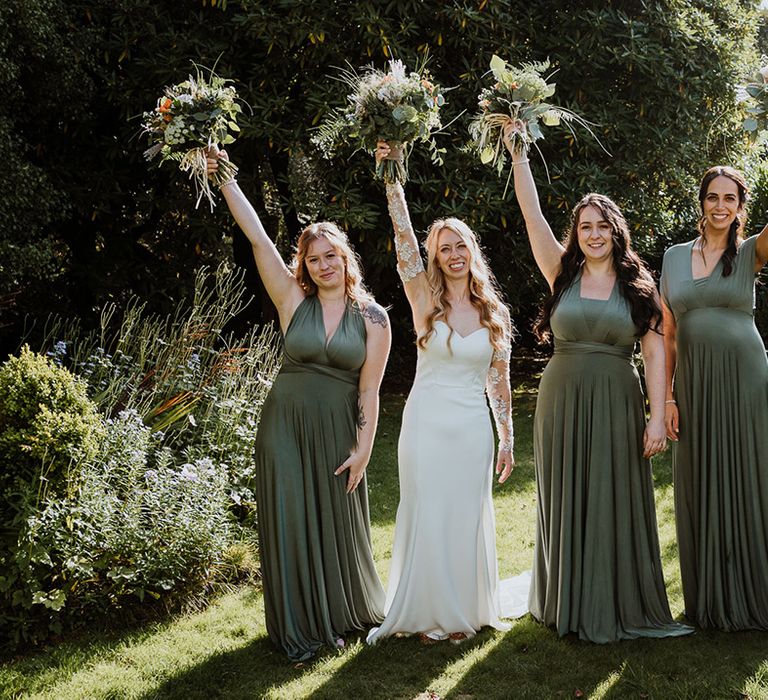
[661,235,768,630]
[531,275,691,643]
[254,295,385,661]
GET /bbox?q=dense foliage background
[0,0,765,357]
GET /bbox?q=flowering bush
[142,67,242,209]
[1,411,233,649]
[313,58,447,183]
[0,267,280,651]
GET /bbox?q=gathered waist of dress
[279,361,359,386]
[553,338,634,360]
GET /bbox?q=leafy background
[1,0,766,366]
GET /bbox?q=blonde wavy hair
[290,222,374,305]
[418,217,511,354]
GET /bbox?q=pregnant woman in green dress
[661,166,768,630]
[507,129,691,642]
[207,149,390,660]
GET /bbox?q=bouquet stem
[375,141,407,184]
[179,147,239,211]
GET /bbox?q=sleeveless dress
[531,276,692,642]
[660,235,768,630]
[367,321,524,643]
[254,295,385,661]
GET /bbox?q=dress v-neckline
[689,239,724,283]
[320,297,347,350]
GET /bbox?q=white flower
[178,94,194,104]
[759,66,768,83]
[179,463,198,481]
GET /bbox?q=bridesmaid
[507,127,692,642]
[661,165,768,630]
[207,148,390,660]
[366,141,521,645]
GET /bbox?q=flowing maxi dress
[530,275,693,642]
[661,235,768,630]
[254,295,385,660]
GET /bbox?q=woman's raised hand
[502,119,527,158]
[375,140,403,165]
[205,145,228,177]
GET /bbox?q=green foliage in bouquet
[141,66,242,209]
[468,55,603,188]
[313,58,448,184]
[739,62,768,141]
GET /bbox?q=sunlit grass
[1,392,767,700]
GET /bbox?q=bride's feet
[448,632,468,645]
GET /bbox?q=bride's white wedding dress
[367,321,530,643]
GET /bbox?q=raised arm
[334,303,392,493]
[503,124,564,289]
[640,303,667,458]
[207,149,303,327]
[486,310,515,483]
[754,222,768,272]
[375,142,432,328]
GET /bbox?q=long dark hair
[697,166,748,278]
[534,193,661,342]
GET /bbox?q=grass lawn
[1,390,767,700]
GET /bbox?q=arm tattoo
[358,405,367,428]
[362,304,388,328]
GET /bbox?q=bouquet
[468,55,601,189]
[312,58,447,184]
[738,61,768,141]
[142,67,242,210]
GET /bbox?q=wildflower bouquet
[142,68,242,209]
[312,59,447,184]
[468,55,599,183]
[738,62,768,141]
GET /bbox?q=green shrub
[0,345,103,499]
[1,410,233,650]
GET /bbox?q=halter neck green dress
[661,235,768,630]
[531,275,691,642]
[254,295,385,661]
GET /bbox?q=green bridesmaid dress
[661,235,768,630]
[254,295,385,660]
[531,275,691,642]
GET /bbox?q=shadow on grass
[443,619,768,700]
[136,613,768,700]
[137,626,500,700]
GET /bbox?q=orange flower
[158,98,172,113]
[421,79,434,91]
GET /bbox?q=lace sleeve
[486,330,514,453]
[385,182,425,284]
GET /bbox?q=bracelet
[513,159,529,166]
[664,399,677,405]
[217,178,237,190]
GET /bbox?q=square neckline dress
[531,275,692,642]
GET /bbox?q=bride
[367,141,528,644]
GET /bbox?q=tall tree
[0,0,760,351]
